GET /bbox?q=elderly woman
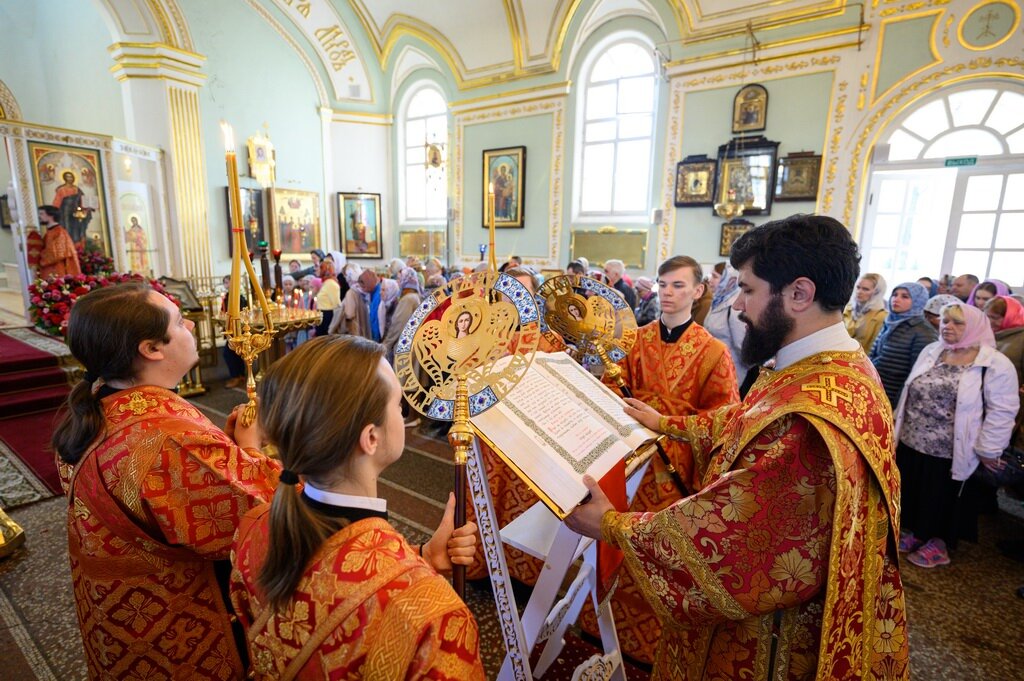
[843,273,888,352]
[382,267,423,361]
[870,282,937,406]
[968,279,1010,308]
[328,263,371,338]
[893,302,1019,568]
[634,276,660,326]
[986,295,1024,448]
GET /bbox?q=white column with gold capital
[109,42,212,283]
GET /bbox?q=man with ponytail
[52,282,281,680]
[229,335,485,679]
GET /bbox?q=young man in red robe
[53,283,281,679]
[568,214,908,680]
[580,254,739,664]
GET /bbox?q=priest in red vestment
[53,283,281,680]
[230,336,484,679]
[581,254,739,664]
[36,205,80,278]
[567,214,908,681]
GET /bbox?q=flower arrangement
[75,242,115,276]
[28,273,178,337]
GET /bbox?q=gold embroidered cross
[119,391,157,416]
[801,375,852,407]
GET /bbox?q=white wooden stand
[466,440,653,680]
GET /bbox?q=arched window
[861,83,1024,287]
[399,84,448,223]
[576,38,658,217]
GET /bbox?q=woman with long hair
[843,272,888,352]
[967,279,1010,309]
[893,302,1019,567]
[230,336,483,679]
[53,282,280,679]
[870,281,936,406]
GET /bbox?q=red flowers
[75,243,115,276]
[28,272,178,337]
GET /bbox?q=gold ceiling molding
[331,110,394,125]
[672,0,851,46]
[876,0,951,18]
[451,97,566,267]
[957,0,1020,51]
[146,0,194,52]
[672,51,842,89]
[668,24,864,70]
[350,0,580,91]
[0,78,22,120]
[841,58,1024,231]
[241,0,329,107]
[869,8,943,106]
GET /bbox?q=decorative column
[109,43,213,284]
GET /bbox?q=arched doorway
[860,80,1024,287]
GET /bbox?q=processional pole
[395,185,538,598]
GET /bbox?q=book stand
[467,439,655,680]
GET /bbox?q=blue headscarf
[873,281,929,350]
[711,265,740,311]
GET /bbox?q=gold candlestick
[222,121,278,427]
[488,182,497,272]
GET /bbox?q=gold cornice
[331,110,394,125]
[504,0,525,70]
[146,0,194,52]
[451,81,571,109]
[870,9,943,106]
[672,48,843,85]
[668,24,865,68]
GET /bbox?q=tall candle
[488,182,496,271]
[222,121,243,332]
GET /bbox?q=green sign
[944,157,977,167]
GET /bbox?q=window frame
[397,82,449,226]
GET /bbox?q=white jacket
[893,342,1020,481]
[702,290,750,378]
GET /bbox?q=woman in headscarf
[967,279,1010,309]
[376,278,401,343]
[633,276,660,326]
[314,258,341,337]
[328,263,371,338]
[843,273,888,352]
[870,281,936,405]
[382,267,423,362]
[702,264,749,379]
[985,295,1024,451]
[923,294,962,331]
[893,302,1019,567]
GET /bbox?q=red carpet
[0,329,71,495]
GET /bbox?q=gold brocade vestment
[602,351,909,680]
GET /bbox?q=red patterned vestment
[602,351,909,680]
[230,506,486,680]
[39,225,81,278]
[581,320,739,663]
[60,387,280,680]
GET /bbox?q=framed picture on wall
[774,152,822,201]
[0,195,11,229]
[482,146,525,228]
[225,186,266,256]
[714,135,780,216]
[732,84,768,134]
[269,188,320,260]
[28,141,110,255]
[339,192,382,259]
[720,218,754,257]
[674,155,717,206]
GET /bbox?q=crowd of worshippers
[48,213,1021,679]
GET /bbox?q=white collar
[302,481,387,512]
[774,321,861,371]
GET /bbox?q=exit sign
[945,157,977,167]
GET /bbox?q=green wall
[673,70,833,264]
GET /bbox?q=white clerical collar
[302,481,388,513]
[774,321,860,371]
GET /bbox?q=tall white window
[577,39,657,216]
[861,83,1024,287]
[401,85,448,223]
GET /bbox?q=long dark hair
[52,283,169,464]
[256,335,391,610]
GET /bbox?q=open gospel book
[470,351,659,518]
